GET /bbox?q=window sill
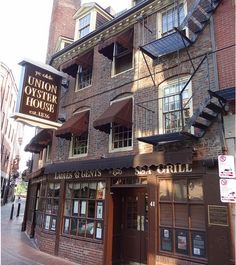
[68,153,88,159]
[75,84,92,92]
[60,233,103,244]
[111,67,134,78]
[109,146,133,153]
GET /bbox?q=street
[1,199,77,265]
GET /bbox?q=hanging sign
[218,155,235,178]
[219,179,236,203]
[12,59,66,129]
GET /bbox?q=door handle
[141,215,145,231]
[137,215,140,231]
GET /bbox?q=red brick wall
[58,236,104,264]
[214,0,235,90]
[34,228,56,255]
[46,0,81,62]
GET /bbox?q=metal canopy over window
[44,148,192,174]
[93,98,132,134]
[55,111,89,139]
[138,132,197,145]
[140,31,191,59]
[98,28,133,60]
[24,129,54,153]
[61,51,93,78]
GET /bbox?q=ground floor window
[36,182,60,232]
[159,177,206,258]
[62,181,106,240]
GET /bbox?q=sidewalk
[1,199,77,265]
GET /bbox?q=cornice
[51,0,170,69]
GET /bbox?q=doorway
[112,188,148,265]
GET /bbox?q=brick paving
[1,199,77,265]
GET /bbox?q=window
[45,144,52,162]
[62,181,106,240]
[160,78,192,134]
[76,65,92,90]
[79,13,91,38]
[111,123,132,150]
[35,182,60,232]
[71,132,88,156]
[159,178,206,258]
[113,42,133,75]
[161,4,185,35]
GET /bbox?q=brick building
[23,0,235,264]
[1,62,23,204]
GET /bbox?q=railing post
[180,93,184,130]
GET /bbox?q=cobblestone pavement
[1,199,77,265]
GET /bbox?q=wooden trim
[54,179,65,255]
[104,178,113,265]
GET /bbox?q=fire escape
[137,0,227,145]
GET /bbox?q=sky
[0,0,131,171]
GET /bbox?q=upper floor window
[159,77,192,134]
[161,3,185,35]
[113,43,133,76]
[79,13,91,38]
[111,123,132,150]
[76,65,92,90]
[71,132,88,156]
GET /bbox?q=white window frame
[157,2,187,39]
[79,13,91,39]
[109,97,133,153]
[69,110,90,158]
[158,76,192,135]
[111,42,134,77]
[75,65,93,91]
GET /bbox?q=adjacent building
[1,62,23,204]
[23,0,235,264]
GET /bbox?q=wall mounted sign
[208,205,228,226]
[219,178,236,203]
[218,155,235,178]
[13,59,66,129]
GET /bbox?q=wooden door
[121,188,148,264]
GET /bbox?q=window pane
[89,183,97,199]
[188,179,203,201]
[175,204,188,227]
[174,179,187,201]
[64,200,71,216]
[81,183,89,198]
[63,218,70,234]
[160,180,172,201]
[86,221,94,238]
[88,201,95,218]
[175,229,189,255]
[191,231,206,257]
[190,205,205,229]
[70,218,78,235]
[160,204,172,226]
[78,219,86,236]
[72,200,79,216]
[65,184,72,198]
[97,182,105,199]
[160,228,173,252]
[96,222,103,240]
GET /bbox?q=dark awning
[140,31,191,59]
[61,51,93,78]
[98,28,133,60]
[93,98,132,133]
[137,132,197,145]
[55,111,89,139]
[44,148,192,174]
[24,129,54,153]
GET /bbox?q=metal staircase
[140,0,222,58]
[182,90,227,138]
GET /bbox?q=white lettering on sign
[55,170,102,180]
[135,164,192,176]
